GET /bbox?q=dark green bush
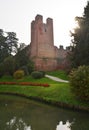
[13,70,24,79]
[0,63,4,77]
[27,61,34,74]
[31,71,43,79]
[20,66,29,75]
[0,56,15,76]
[3,56,15,75]
[69,65,89,101]
[39,71,45,77]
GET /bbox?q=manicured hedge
[31,71,43,79]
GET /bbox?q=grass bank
[0,72,89,112]
[47,70,69,80]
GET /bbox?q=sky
[0,0,88,48]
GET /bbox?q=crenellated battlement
[35,14,43,21]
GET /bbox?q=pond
[0,94,89,130]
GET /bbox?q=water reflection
[6,117,31,130]
[56,121,73,130]
[0,94,89,130]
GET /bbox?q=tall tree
[6,32,18,55]
[0,29,19,63]
[70,1,89,68]
[0,29,9,63]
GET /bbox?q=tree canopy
[0,29,19,63]
[70,1,89,68]
[0,29,34,76]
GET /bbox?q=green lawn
[0,72,89,111]
[47,70,69,80]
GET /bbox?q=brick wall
[29,15,69,71]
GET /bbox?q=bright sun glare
[53,1,84,47]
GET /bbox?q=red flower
[0,82,50,87]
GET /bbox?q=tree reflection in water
[0,94,89,130]
[56,120,73,130]
[6,116,31,130]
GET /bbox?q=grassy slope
[47,70,69,80]
[0,74,89,110]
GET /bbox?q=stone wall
[29,14,69,71]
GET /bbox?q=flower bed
[0,82,50,87]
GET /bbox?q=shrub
[3,56,15,75]
[39,71,45,77]
[31,71,43,79]
[20,66,29,75]
[0,63,4,77]
[27,61,34,74]
[13,70,24,79]
[69,65,89,101]
[0,56,15,77]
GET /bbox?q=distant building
[29,14,70,71]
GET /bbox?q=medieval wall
[29,14,69,71]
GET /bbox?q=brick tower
[29,14,57,71]
[29,14,69,71]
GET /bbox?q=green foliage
[13,70,24,79]
[31,71,43,79]
[0,75,89,109]
[27,60,34,74]
[47,70,68,80]
[14,45,34,74]
[16,60,34,76]
[0,63,4,77]
[3,56,15,75]
[69,65,89,101]
[39,71,45,77]
[0,29,28,65]
[20,66,29,76]
[0,29,19,63]
[84,1,89,19]
[0,56,15,76]
[0,29,9,63]
[6,32,18,55]
[70,2,89,68]
[15,46,29,69]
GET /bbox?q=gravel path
[45,75,69,83]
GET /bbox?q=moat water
[0,94,89,130]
